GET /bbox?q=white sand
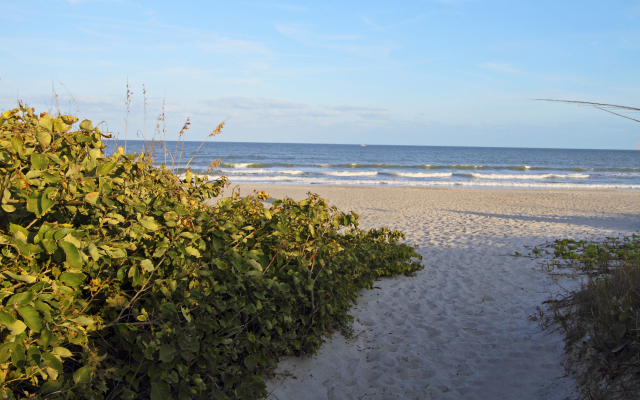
[226,185,640,400]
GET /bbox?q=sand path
[228,186,640,400]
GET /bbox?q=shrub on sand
[0,104,423,399]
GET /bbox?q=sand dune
[224,185,640,400]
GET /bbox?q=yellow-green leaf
[79,120,93,131]
[36,130,52,148]
[59,271,86,287]
[73,365,94,384]
[69,316,94,326]
[31,153,49,170]
[17,306,44,332]
[85,192,99,204]
[51,347,72,358]
[39,116,53,132]
[59,241,83,269]
[1,271,37,283]
[138,218,159,231]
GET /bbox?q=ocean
[105,141,640,190]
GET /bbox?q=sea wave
[392,172,453,178]
[279,170,304,175]
[220,168,273,175]
[220,163,271,168]
[207,174,640,189]
[326,171,378,177]
[469,173,589,180]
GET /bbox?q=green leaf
[244,355,257,370]
[36,130,52,148]
[6,290,35,306]
[26,192,56,217]
[43,172,64,183]
[100,245,127,258]
[96,161,116,175]
[30,153,49,170]
[59,271,86,287]
[0,311,17,326]
[2,271,37,283]
[159,344,178,363]
[41,380,63,394]
[42,239,58,254]
[59,241,83,269]
[79,120,93,131]
[73,365,94,384]
[51,347,73,358]
[17,306,44,332]
[128,265,140,285]
[212,259,228,270]
[42,353,63,372]
[5,319,27,336]
[85,191,99,204]
[39,329,53,348]
[69,316,94,326]
[39,117,53,132]
[150,382,171,400]
[10,222,29,238]
[1,203,15,212]
[138,217,159,231]
[181,307,192,323]
[87,242,100,261]
[141,259,154,272]
[11,135,24,154]
[185,246,201,258]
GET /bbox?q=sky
[1,0,639,149]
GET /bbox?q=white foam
[469,173,589,180]
[393,172,453,178]
[220,175,640,189]
[326,171,378,177]
[279,170,304,175]
[223,163,254,168]
[220,168,272,175]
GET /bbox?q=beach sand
[224,185,640,399]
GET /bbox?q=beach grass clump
[536,235,640,399]
[0,104,423,399]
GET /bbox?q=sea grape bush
[0,104,423,399]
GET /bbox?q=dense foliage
[0,104,423,399]
[533,235,640,400]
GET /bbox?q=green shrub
[535,235,640,400]
[0,104,423,399]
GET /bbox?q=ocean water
[105,141,640,189]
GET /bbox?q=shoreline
[217,185,640,399]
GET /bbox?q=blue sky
[1,0,639,149]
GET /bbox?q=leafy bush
[534,235,640,400]
[0,104,423,399]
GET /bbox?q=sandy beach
[225,185,640,400]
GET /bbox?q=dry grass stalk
[184,121,225,171]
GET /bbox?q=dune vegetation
[0,104,423,399]
[533,234,640,399]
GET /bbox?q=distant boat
[360,144,366,147]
